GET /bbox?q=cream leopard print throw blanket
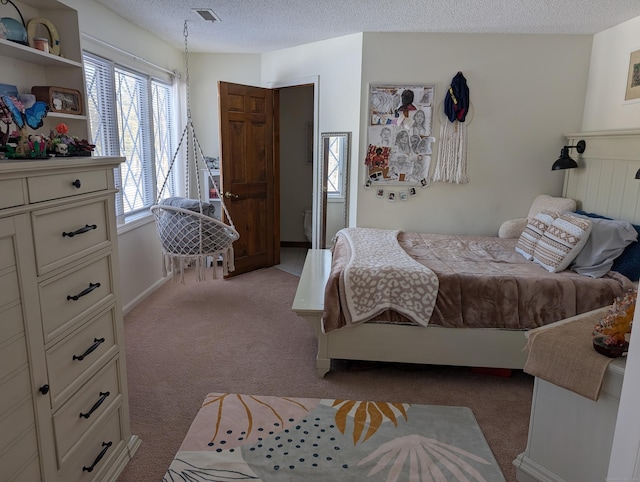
[339,227,439,327]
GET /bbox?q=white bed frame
[292,129,640,378]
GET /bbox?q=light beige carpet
[117,266,533,481]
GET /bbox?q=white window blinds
[83,52,175,219]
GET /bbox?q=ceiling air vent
[192,8,221,23]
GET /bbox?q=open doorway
[279,84,315,250]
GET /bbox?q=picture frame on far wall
[624,48,640,101]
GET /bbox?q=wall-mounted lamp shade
[634,168,640,180]
[551,139,586,171]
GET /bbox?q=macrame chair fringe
[432,120,469,184]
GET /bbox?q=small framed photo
[409,187,417,197]
[420,178,429,188]
[388,191,396,202]
[399,191,408,201]
[364,178,372,189]
[625,48,640,102]
[31,85,83,115]
[370,171,383,182]
[376,188,385,198]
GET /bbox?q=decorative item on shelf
[0,92,48,158]
[592,289,636,358]
[0,16,26,44]
[31,85,83,115]
[0,0,27,45]
[26,17,60,56]
[47,122,95,157]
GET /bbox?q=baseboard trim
[281,241,311,248]
[513,453,566,482]
[122,275,172,316]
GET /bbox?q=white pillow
[515,211,558,261]
[569,213,638,278]
[533,214,592,273]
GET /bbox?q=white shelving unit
[200,168,222,220]
[0,0,89,141]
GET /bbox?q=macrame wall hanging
[150,21,239,283]
[432,72,472,184]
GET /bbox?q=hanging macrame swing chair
[150,21,239,282]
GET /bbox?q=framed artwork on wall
[365,83,436,184]
[625,48,640,102]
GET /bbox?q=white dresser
[0,157,139,481]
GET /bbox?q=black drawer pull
[80,391,110,419]
[62,224,97,237]
[39,384,49,395]
[82,441,112,473]
[72,179,81,188]
[73,338,105,361]
[67,282,101,301]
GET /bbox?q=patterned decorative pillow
[515,211,559,261]
[533,213,592,273]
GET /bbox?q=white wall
[358,33,593,236]
[62,0,182,73]
[262,34,364,229]
[583,16,640,131]
[189,53,262,159]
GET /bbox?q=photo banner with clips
[365,83,436,188]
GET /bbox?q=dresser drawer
[45,307,117,405]
[27,169,108,203]
[53,359,122,463]
[31,197,111,275]
[59,406,124,482]
[0,178,25,209]
[39,253,115,343]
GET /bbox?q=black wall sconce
[634,168,640,179]
[551,140,586,170]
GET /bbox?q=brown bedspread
[322,231,634,333]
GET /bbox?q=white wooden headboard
[564,129,640,224]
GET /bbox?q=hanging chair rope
[151,20,239,282]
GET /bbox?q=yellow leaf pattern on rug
[332,400,411,445]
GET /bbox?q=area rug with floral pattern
[163,393,505,482]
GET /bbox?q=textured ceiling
[95,0,640,54]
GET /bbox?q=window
[325,134,348,198]
[83,52,175,220]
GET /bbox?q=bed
[292,129,640,377]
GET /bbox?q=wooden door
[218,81,279,276]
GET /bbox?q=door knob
[224,191,239,199]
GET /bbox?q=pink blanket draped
[322,231,634,333]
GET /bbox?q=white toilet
[303,208,312,242]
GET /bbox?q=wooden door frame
[267,76,321,248]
